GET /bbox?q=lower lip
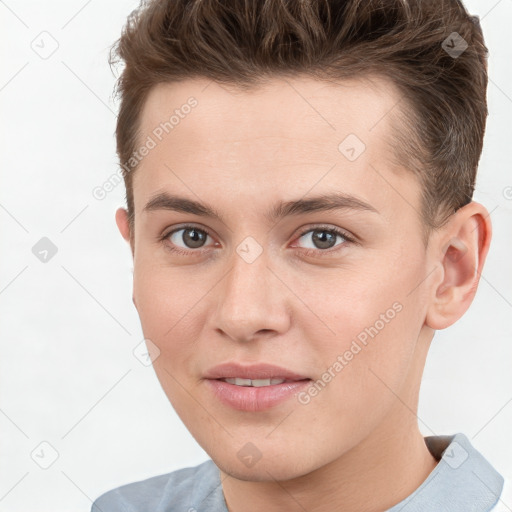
[205,379,312,412]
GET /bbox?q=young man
[92,0,510,510]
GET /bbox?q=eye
[160,224,216,255]
[160,223,355,258]
[293,225,355,255]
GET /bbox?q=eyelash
[159,224,356,258]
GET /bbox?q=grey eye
[169,227,209,249]
[297,229,346,250]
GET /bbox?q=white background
[1,1,511,510]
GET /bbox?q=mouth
[204,362,312,411]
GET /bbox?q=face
[120,75,438,481]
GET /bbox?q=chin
[210,446,325,483]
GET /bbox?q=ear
[115,207,138,307]
[115,207,131,243]
[115,207,134,257]
[425,201,492,330]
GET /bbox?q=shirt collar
[386,432,504,511]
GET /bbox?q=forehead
[134,74,418,222]
[139,74,402,156]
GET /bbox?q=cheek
[132,262,206,363]
[299,255,425,407]
[132,265,207,416]
[295,256,420,351]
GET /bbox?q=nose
[212,247,291,344]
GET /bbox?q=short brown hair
[110,0,488,242]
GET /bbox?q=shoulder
[91,459,224,512]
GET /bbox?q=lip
[203,362,309,381]
[203,362,312,412]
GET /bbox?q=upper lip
[204,362,310,381]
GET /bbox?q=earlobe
[115,207,131,243]
[425,202,492,330]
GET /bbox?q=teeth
[223,377,287,387]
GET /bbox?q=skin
[115,75,491,512]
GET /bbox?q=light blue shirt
[91,432,504,511]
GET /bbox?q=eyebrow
[142,191,379,223]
